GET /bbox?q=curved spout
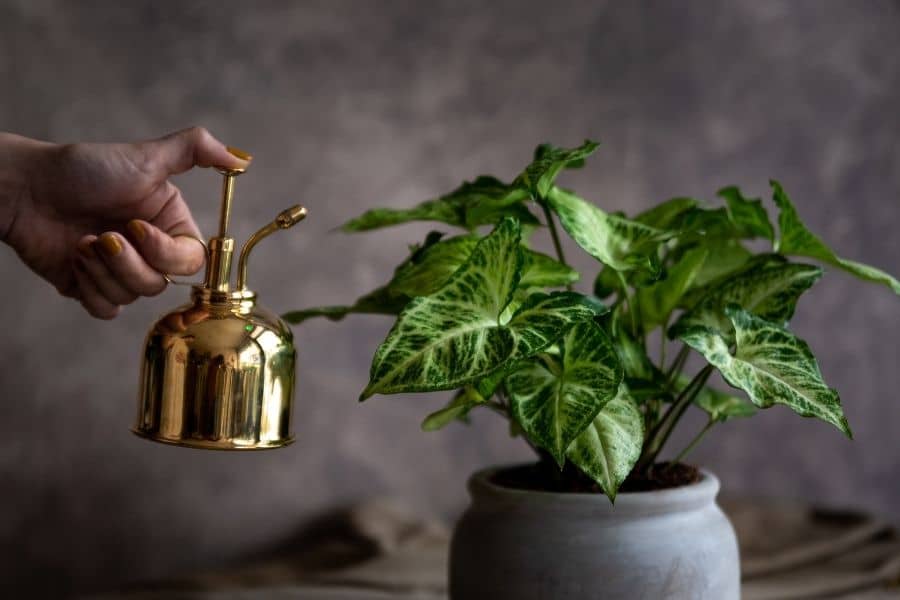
[236,205,307,290]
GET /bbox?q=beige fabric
[87,497,900,600]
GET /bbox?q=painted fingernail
[226,146,253,161]
[97,233,122,257]
[126,220,146,241]
[77,241,94,259]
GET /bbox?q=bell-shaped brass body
[133,166,306,450]
[133,289,296,449]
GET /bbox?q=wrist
[0,133,54,243]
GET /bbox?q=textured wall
[1,0,898,595]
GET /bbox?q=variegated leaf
[507,322,623,466]
[546,186,673,276]
[566,385,644,501]
[341,176,536,232]
[506,292,607,358]
[361,218,523,398]
[637,247,709,330]
[516,140,600,198]
[771,180,900,295]
[718,186,775,241]
[361,219,602,399]
[669,261,822,341]
[389,235,480,297]
[678,307,851,436]
[391,235,577,298]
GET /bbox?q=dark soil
[493,461,701,494]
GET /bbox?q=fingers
[143,126,252,176]
[124,219,206,276]
[74,231,168,318]
[73,259,121,320]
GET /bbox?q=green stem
[659,316,669,370]
[665,344,690,384]
[638,364,713,471]
[616,271,638,338]
[670,419,715,465]
[540,202,573,291]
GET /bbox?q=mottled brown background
[1,0,898,596]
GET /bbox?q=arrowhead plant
[286,140,898,501]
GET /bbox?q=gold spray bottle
[133,165,306,450]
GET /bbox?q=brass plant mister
[133,165,306,450]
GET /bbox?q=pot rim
[468,463,720,516]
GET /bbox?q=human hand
[0,127,251,319]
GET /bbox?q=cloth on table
[85,496,900,600]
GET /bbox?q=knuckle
[187,125,211,143]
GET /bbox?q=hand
[2,127,251,319]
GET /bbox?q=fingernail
[226,146,253,161]
[77,241,94,259]
[126,220,146,241]
[97,233,122,257]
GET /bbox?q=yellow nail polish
[226,145,253,161]
[127,220,146,241]
[97,234,122,257]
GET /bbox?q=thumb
[141,126,252,176]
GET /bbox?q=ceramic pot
[449,465,739,599]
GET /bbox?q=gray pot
[449,465,740,599]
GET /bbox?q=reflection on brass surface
[133,166,305,450]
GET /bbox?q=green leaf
[669,261,822,342]
[507,322,623,466]
[341,176,536,232]
[389,235,480,297]
[771,180,900,294]
[506,291,608,357]
[361,219,602,399]
[593,266,623,299]
[282,285,408,324]
[636,247,709,330]
[519,249,580,289]
[566,384,645,501]
[718,186,775,242]
[546,186,673,276]
[678,307,850,436]
[690,241,753,289]
[421,387,486,431]
[676,376,757,422]
[695,387,757,421]
[516,140,600,198]
[390,234,577,298]
[635,197,698,230]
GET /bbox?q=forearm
[0,133,53,242]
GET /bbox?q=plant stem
[540,202,573,291]
[665,344,690,384]
[659,316,669,370]
[670,419,715,465]
[638,364,713,471]
[616,271,638,338]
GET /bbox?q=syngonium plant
[286,141,899,501]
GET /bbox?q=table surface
[85,496,900,600]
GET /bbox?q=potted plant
[286,141,899,599]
